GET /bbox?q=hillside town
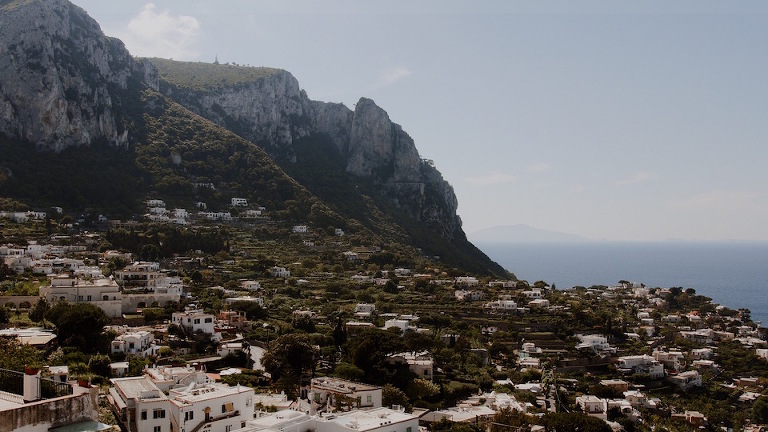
[2,208,768,432]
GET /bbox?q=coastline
[477,240,768,326]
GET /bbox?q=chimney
[23,368,41,403]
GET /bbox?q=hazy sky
[71,1,768,241]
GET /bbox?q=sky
[70,0,768,242]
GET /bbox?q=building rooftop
[324,407,416,431]
[170,383,252,404]
[111,376,167,401]
[311,377,380,393]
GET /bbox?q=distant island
[469,224,590,243]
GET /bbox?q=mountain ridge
[0,0,508,276]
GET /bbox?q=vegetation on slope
[148,58,281,91]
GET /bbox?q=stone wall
[0,386,98,432]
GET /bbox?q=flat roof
[327,408,417,431]
[170,383,252,404]
[311,377,380,393]
[111,377,166,401]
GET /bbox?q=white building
[232,198,248,207]
[385,352,433,381]
[483,297,518,313]
[671,371,702,391]
[616,355,665,379]
[528,298,550,308]
[172,308,221,342]
[576,395,606,416]
[218,342,247,357]
[110,371,254,432]
[309,378,382,411]
[383,319,410,333]
[292,225,309,233]
[576,334,615,354]
[168,382,255,432]
[454,276,479,287]
[112,330,157,357]
[144,366,211,393]
[653,349,685,372]
[521,289,543,299]
[109,376,172,432]
[225,296,264,307]
[238,407,418,432]
[116,262,162,288]
[454,289,483,301]
[241,280,262,291]
[40,275,122,317]
[269,266,290,278]
[355,304,376,314]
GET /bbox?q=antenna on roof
[214,55,219,65]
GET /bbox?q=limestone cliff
[0,0,504,274]
[153,61,463,240]
[0,0,157,151]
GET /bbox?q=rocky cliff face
[0,0,157,151]
[0,0,463,243]
[156,65,463,240]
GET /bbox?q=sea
[476,241,768,326]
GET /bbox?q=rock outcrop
[0,0,466,246]
[155,64,463,240]
[0,0,157,151]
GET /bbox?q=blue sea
[476,242,768,326]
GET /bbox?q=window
[225,426,232,432]
[153,408,165,419]
[129,342,135,349]
[103,295,109,301]
[141,410,147,421]
[222,402,234,413]
[205,318,213,323]
[78,296,83,301]
[194,319,200,324]
[86,295,92,301]
[407,428,412,432]
[154,427,161,432]
[185,411,194,421]
[367,395,372,403]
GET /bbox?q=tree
[382,384,411,410]
[88,354,112,377]
[332,316,347,347]
[344,328,406,384]
[262,334,316,399]
[28,298,50,323]
[0,337,42,371]
[0,262,13,281]
[754,397,768,424]
[292,314,316,333]
[128,356,148,377]
[334,362,365,381]
[45,302,110,353]
[406,378,440,400]
[0,306,9,324]
[540,412,612,432]
[490,407,530,432]
[228,301,266,320]
[429,418,483,432]
[403,331,434,354]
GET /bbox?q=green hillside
[149,58,281,91]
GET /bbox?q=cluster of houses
[144,198,266,225]
[4,207,768,431]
